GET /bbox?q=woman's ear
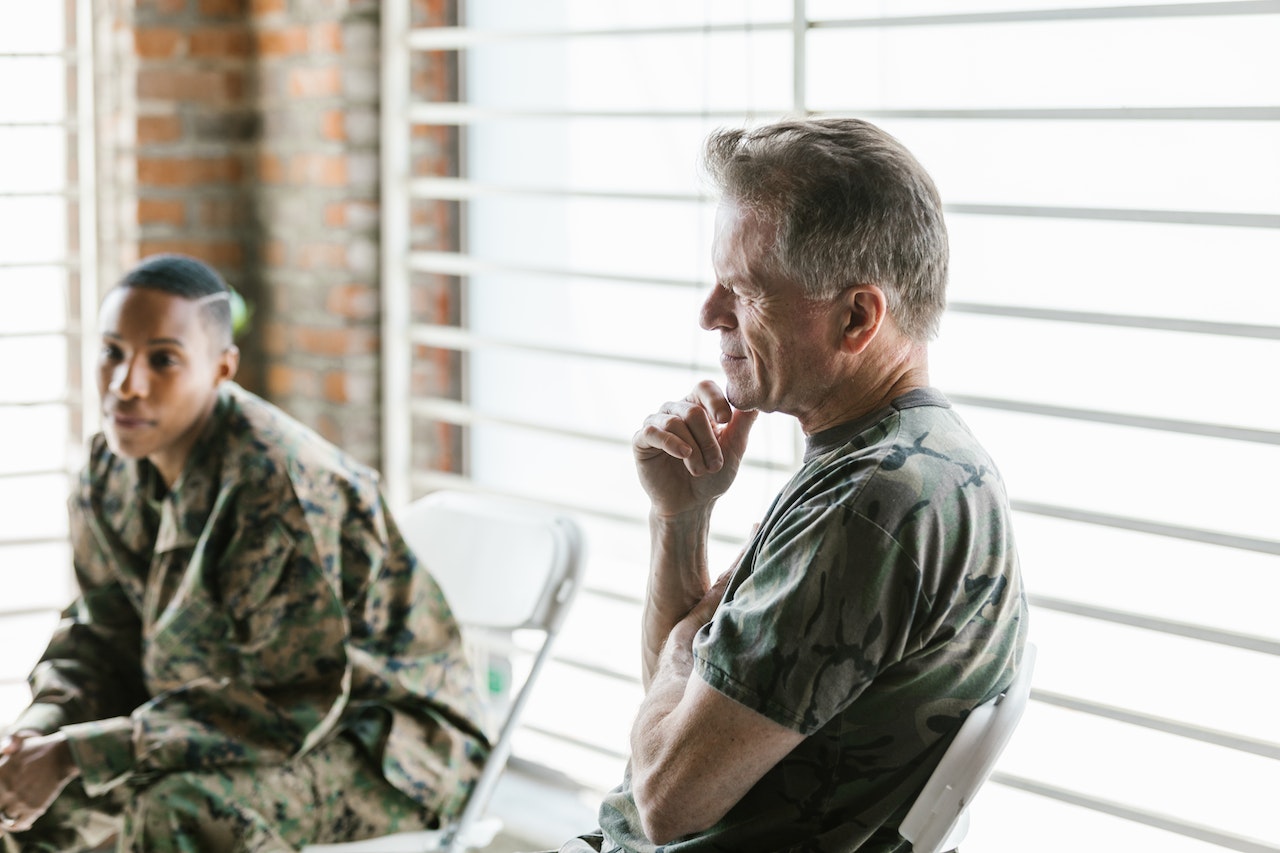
[216,345,240,384]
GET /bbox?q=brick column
[254,1,383,465]
[126,0,262,390]
[95,0,460,474]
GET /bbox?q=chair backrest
[395,489,585,851]
[397,489,581,633]
[898,642,1037,853]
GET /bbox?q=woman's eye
[101,344,122,361]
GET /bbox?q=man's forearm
[632,619,696,764]
[640,507,713,688]
[629,612,714,843]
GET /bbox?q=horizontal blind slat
[393,5,1280,849]
[1014,501,1280,557]
[990,773,1280,853]
[1029,595,1280,655]
[814,1,1280,28]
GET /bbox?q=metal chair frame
[898,643,1037,853]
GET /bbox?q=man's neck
[797,344,930,436]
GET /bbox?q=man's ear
[840,285,888,355]
[216,345,240,384]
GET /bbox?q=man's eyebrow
[720,276,758,292]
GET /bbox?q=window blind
[382,3,1280,849]
[0,0,98,721]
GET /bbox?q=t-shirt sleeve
[692,503,924,736]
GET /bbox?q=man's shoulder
[807,396,998,495]
[775,398,1009,556]
[880,398,1005,502]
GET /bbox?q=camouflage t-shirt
[600,388,1028,852]
[14,382,489,820]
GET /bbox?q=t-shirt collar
[802,387,951,463]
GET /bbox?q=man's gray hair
[701,118,949,342]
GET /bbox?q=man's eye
[101,344,122,361]
[150,353,180,369]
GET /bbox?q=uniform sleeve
[348,500,484,729]
[12,475,149,738]
[63,484,352,797]
[342,492,488,815]
[692,503,925,736]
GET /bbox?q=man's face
[97,287,235,483]
[701,201,844,427]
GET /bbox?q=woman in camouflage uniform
[0,255,488,852]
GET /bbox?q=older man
[0,255,487,852]
[575,119,1027,853]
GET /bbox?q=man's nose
[699,285,735,331]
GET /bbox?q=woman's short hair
[117,254,234,347]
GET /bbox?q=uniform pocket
[219,516,296,621]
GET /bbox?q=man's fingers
[0,734,23,757]
[707,567,733,599]
[687,380,733,425]
[686,381,758,462]
[720,406,759,457]
[0,795,18,834]
[686,568,733,626]
[635,403,724,475]
[633,411,705,472]
[675,403,723,473]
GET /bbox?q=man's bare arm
[632,381,757,686]
[629,578,805,844]
[629,383,795,843]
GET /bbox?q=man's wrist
[648,503,716,526]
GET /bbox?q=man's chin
[724,386,760,413]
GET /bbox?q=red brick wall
[103,0,459,473]
[253,1,383,464]
[126,0,263,407]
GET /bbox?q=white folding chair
[305,489,585,853]
[898,643,1037,853]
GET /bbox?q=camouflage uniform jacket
[14,383,488,819]
[600,388,1028,852]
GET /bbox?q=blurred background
[1,1,1276,850]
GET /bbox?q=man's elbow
[633,776,717,845]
